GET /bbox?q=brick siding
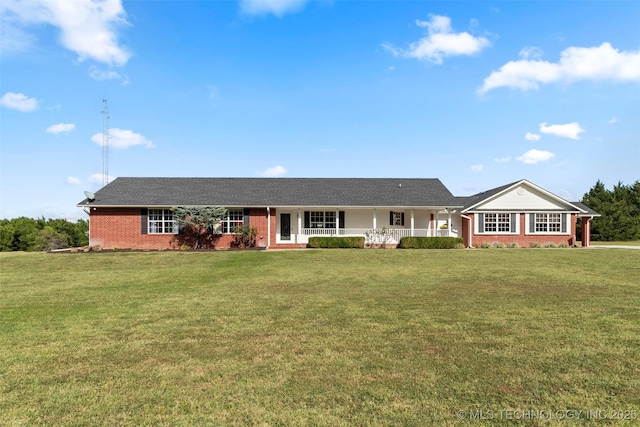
[465,213,576,248]
[89,207,273,250]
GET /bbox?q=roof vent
[398,183,402,188]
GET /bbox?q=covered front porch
[273,207,461,246]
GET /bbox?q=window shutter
[478,214,484,234]
[561,214,567,233]
[304,211,310,228]
[141,208,148,234]
[401,212,405,226]
[244,208,250,227]
[510,213,517,233]
[389,211,394,226]
[529,214,536,234]
[339,211,345,229]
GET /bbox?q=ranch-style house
[77,178,599,250]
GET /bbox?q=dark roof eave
[78,203,465,209]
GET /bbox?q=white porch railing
[302,228,450,242]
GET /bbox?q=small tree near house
[172,206,227,250]
[231,225,259,248]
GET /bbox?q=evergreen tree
[172,206,227,249]
[582,180,640,241]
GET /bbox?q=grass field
[591,241,640,247]
[1,249,639,426]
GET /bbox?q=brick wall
[89,207,272,250]
[467,213,576,248]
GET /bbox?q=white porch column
[297,208,301,244]
[435,210,439,236]
[373,208,377,229]
[335,209,339,235]
[447,209,452,237]
[411,209,415,236]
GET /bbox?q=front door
[280,213,291,240]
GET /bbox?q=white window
[221,209,244,233]
[534,213,562,233]
[148,209,177,234]
[309,211,336,229]
[478,213,517,234]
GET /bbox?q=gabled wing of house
[455,179,599,248]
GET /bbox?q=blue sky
[1,0,638,220]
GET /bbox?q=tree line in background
[0,217,88,252]
[581,180,640,241]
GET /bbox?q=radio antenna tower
[101,99,110,188]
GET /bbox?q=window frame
[221,209,245,234]
[476,212,518,234]
[147,208,178,234]
[530,213,565,234]
[308,211,337,229]
[390,211,405,227]
[304,211,345,230]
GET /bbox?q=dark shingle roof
[571,202,601,216]
[456,181,519,210]
[78,177,461,208]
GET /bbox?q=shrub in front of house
[398,237,464,249]
[307,236,365,249]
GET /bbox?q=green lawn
[591,241,640,247]
[1,249,639,426]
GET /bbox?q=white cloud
[517,149,555,164]
[383,14,490,64]
[258,165,287,177]
[89,173,114,184]
[239,0,307,16]
[89,65,122,81]
[67,176,81,185]
[91,128,154,149]
[608,117,620,124]
[0,15,35,52]
[0,91,38,112]
[519,46,543,60]
[46,123,75,134]
[494,156,511,163]
[1,0,131,67]
[525,132,541,141]
[470,164,484,172]
[481,43,640,93]
[539,122,585,140]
